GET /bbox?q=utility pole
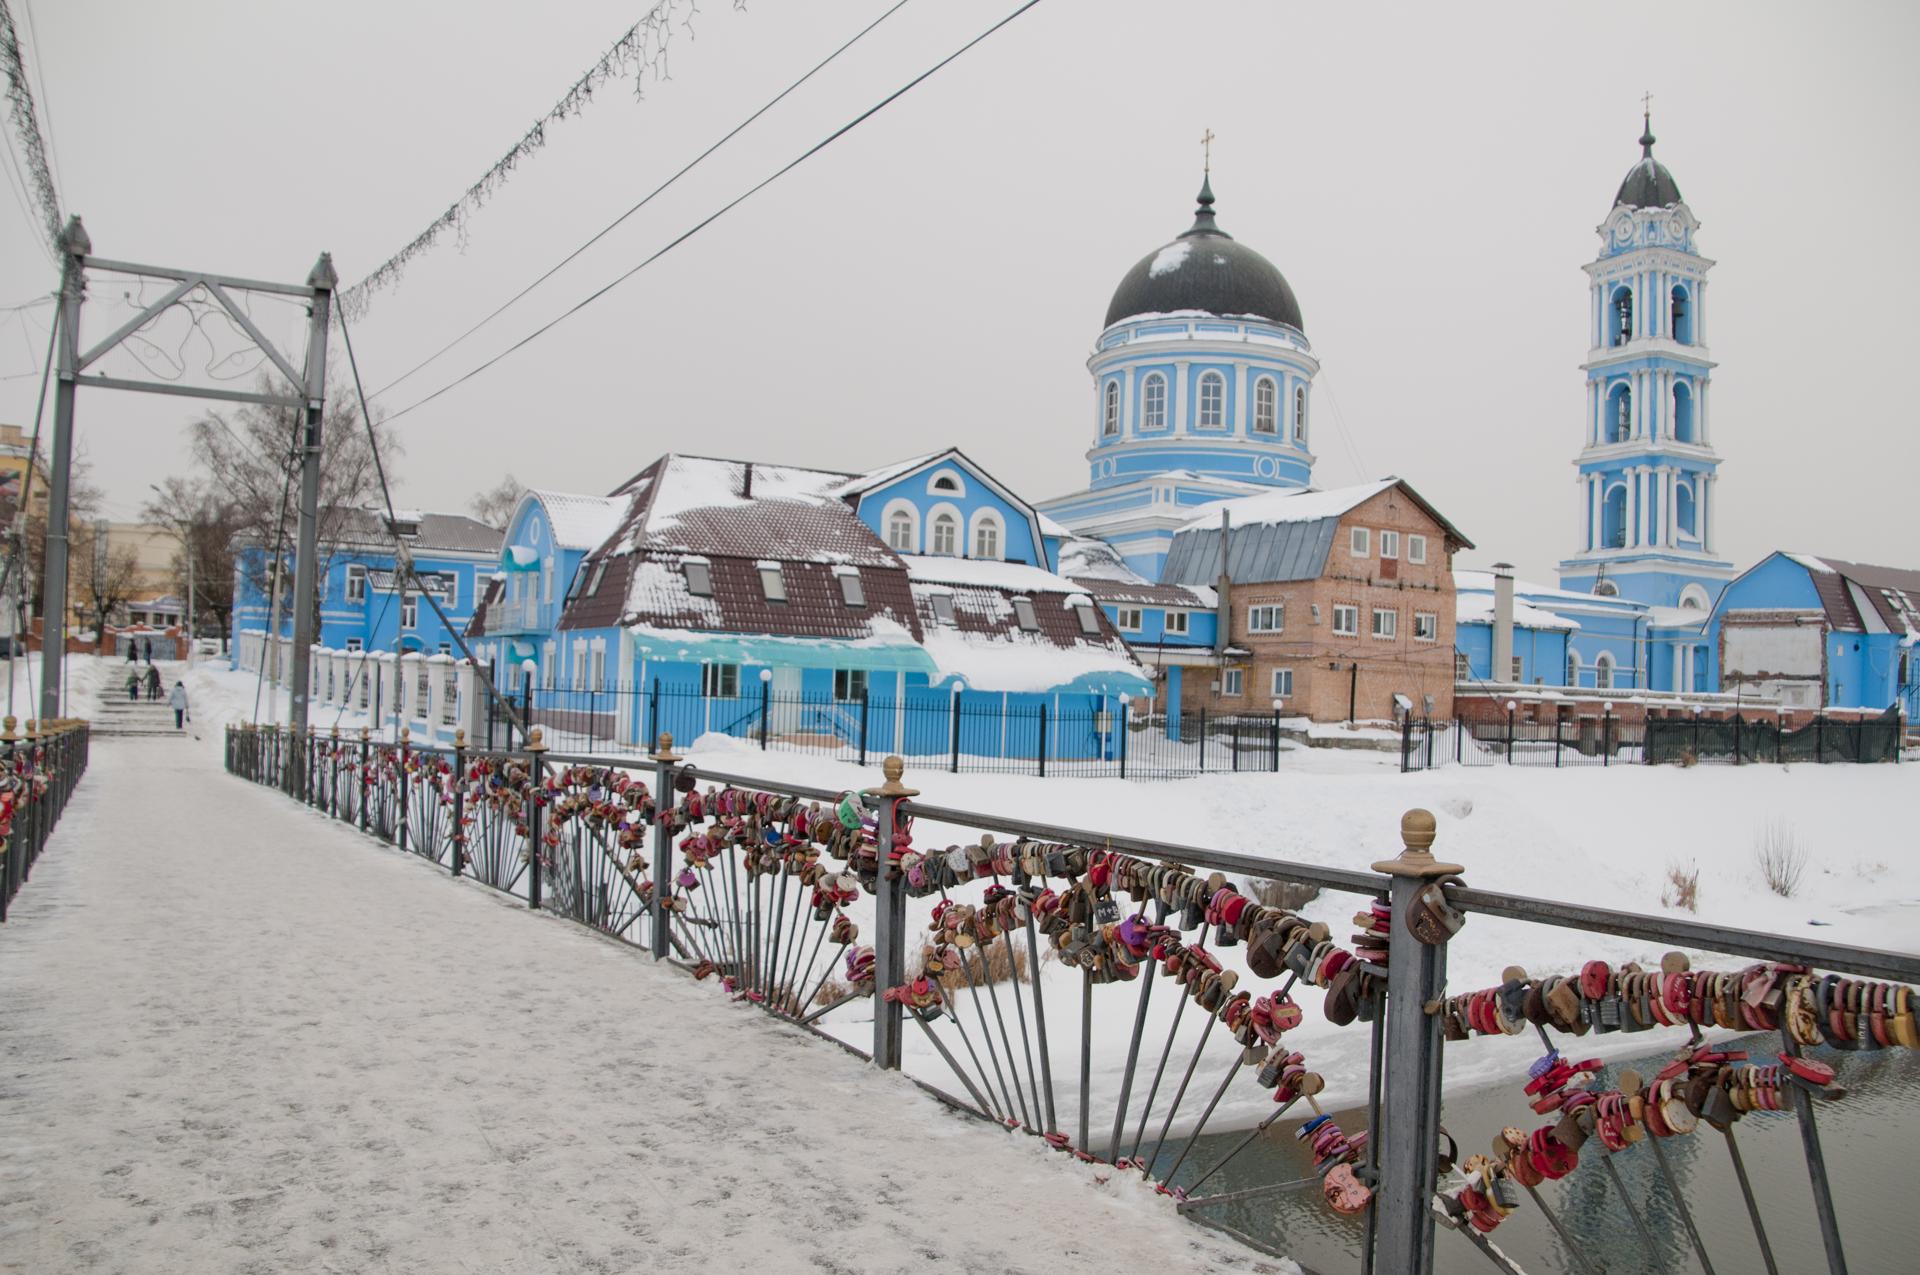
[284,253,336,783]
[38,217,89,723]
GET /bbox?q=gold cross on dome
[1201,128,1215,174]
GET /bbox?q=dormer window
[1012,597,1039,632]
[1073,603,1102,636]
[684,561,712,597]
[838,571,865,607]
[759,564,787,603]
[929,592,955,624]
[931,512,959,556]
[587,559,608,597]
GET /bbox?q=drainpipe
[1214,510,1231,656]
[1492,563,1515,685]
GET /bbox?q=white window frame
[1221,668,1244,696]
[703,663,740,699]
[1247,603,1283,633]
[543,560,553,605]
[401,593,419,630]
[969,510,1004,562]
[1293,384,1308,441]
[1413,611,1437,642]
[1270,667,1293,698]
[1142,372,1167,429]
[1407,534,1428,565]
[881,498,919,553]
[1567,651,1582,686]
[345,563,367,603]
[1371,607,1398,640]
[1349,527,1370,558]
[571,639,588,691]
[1103,380,1120,437]
[590,639,606,691]
[930,510,960,556]
[1114,606,1144,633]
[541,641,556,690]
[1164,609,1190,635]
[1455,652,1471,680]
[1511,656,1525,683]
[759,565,787,603]
[1012,597,1040,632]
[1253,376,1278,434]
[1380,530,1399,560]
[1197,370,1226,429]
[1331,604,1359,636]
[1595,652,1615,690]
[834,668,869,702]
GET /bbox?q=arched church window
[1595,652,1615,690]
[1253,377,1277,434]
[1294,385,1307,441]
[1670,285,1692,345]
[1602,485,1627,549]
[1679,584,1710,612]
[1566,651,1581,688]
[931,512,959,556]
[1103,381,1120,437]
[1671,381,1695,444]
[1610,287,1633,347]
[1676,481,1697,538]
[887,510,915,552]
[1593,579,1619,597]
[1197,371,1225,429]
[1142,373,1167,429]
[1608,383,1632,443]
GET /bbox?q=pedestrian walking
[143,636,153,663]
[169,681,189,731]
[125,640,136,664]
[126,670,140,701]
[145,664,162,701]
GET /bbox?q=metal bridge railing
[0,716,91,923]
[225,721,1917,1275]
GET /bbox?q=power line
[0,0,63,253]
[386,0,1045,426]
[369,0,914,402]
[14,0,60,207]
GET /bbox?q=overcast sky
[3,0,1915,584]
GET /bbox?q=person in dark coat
[126,640,136,663]
[143,636,153,663]
[145,664,162,700]
[126,670,140,701]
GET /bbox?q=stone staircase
[91,663,188,738]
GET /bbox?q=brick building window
[1371,608,1397,639]
[1455,652,1470,680]
[1408,534,1427,564]
[1349,527,1370,558]
[1331,604,1358,636]
[1247,604,1283,633]
[1271,668,1293,698]
[1413,612,1437,641]
[1221,668,1244,696]
[1379,531,1399,560]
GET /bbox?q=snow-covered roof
[1643,605,1711,631]
[1784,552,1837,575]
[1453,569,1638,610]
[1055,537,1148,584]
[529,489,628,552]
[907,576,1148,695]
[900,555,1082,594]
[1037,512,1073,538]
[827,451,941,499]
[1177,479,1398,533]
[1455,594,1581,633]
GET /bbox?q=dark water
[1164,1037,1918,1274]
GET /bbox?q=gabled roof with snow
[528,489,629,552]
[1758,552,1920,636]
[901,555,1082,594]
[297,507,502,556]
[1455,593,1581,633]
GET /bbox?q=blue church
[1037,177,1320,580]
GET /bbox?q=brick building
[1161,478,1472,723]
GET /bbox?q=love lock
[1405,878,1465,945]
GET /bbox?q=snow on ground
[0,737,1294,1275]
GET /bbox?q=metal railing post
[1603,711,1612,766]
[868,756,916,1070]
[525,726,546,910]
[358,728,371,833]
[1121,700,1131,778]
[1198,705,1208,771]
[1037,701,1048,778]
[949,695,961,774]
[1,716,15,921]
[759,680,771,751]
[1506,705,1515,764]
[329,726,341,819]
[858,687,870,767]
[450,729,466,878]
[396,728,411,854]
[649,732,680,959]
[1372,810,1461,1275]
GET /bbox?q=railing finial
[869,754,918,798]
[649,731,679,763]
[1372,807,1463,877]
[454,728,466,748]
[1,715,16,742]
[526,726,547,754]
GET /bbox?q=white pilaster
[1174,360,1190,433]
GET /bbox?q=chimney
[1492,563,1515,684]
[1215,510,1231,655]
[742,462,754,499]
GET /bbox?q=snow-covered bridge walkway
[0,738,1286,1275]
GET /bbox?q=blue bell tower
[1558,111,1734,611]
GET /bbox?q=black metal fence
[1403,709,1903,771]
[484,680,1301,781]
[0,718,92,922]
[228,721,1915,1275]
